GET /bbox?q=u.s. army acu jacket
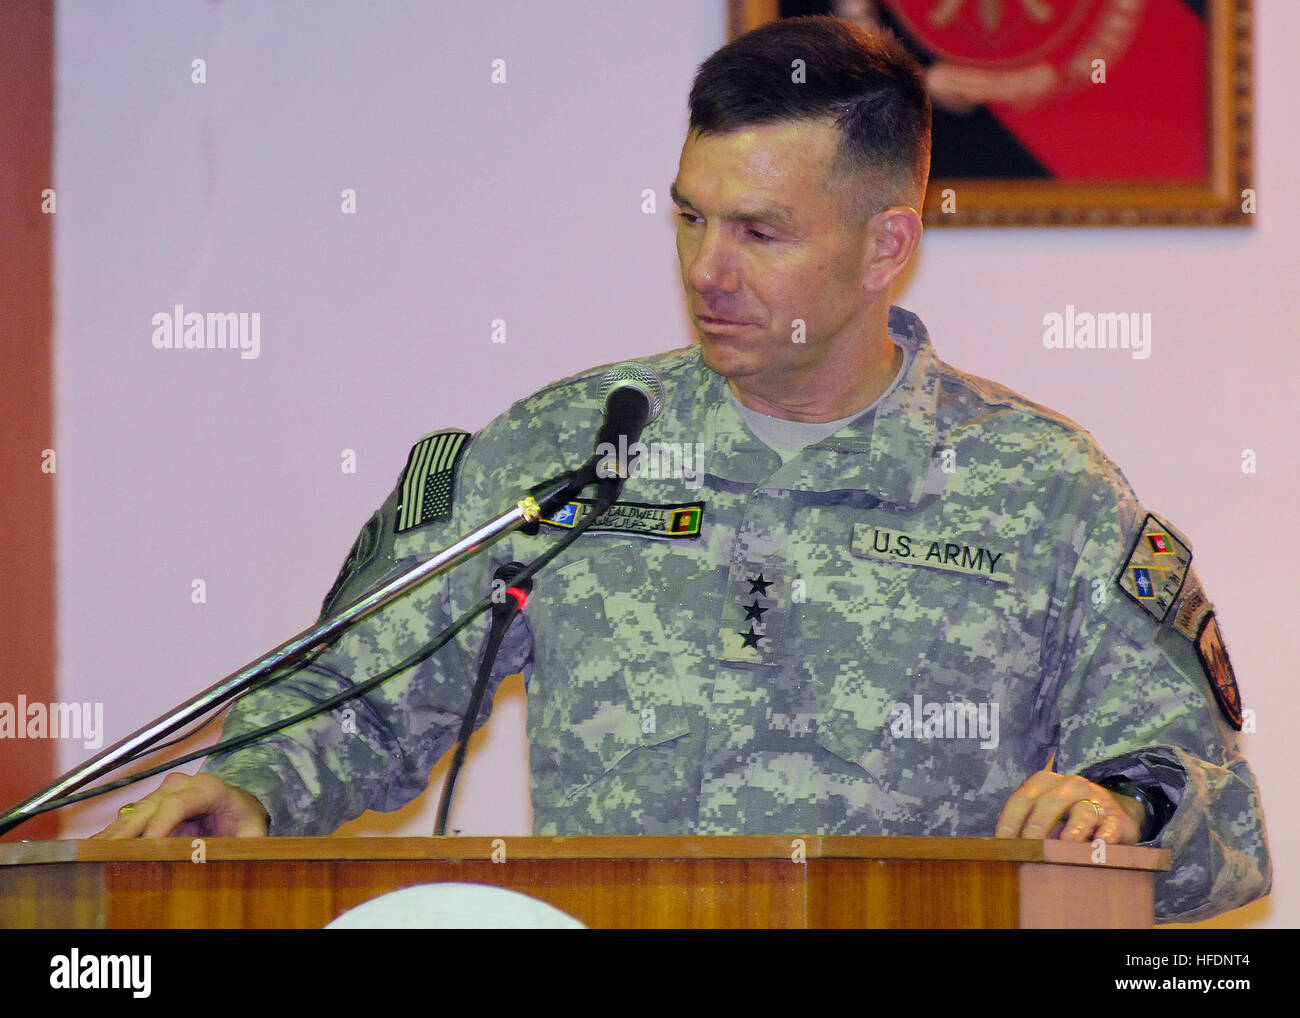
[204,306,1270,922]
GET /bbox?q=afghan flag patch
[396,430,469,533]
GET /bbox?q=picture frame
[728,0,1254,226]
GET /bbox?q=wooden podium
[0,836,1168,929]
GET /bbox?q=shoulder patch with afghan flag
[1116,513,1191,623]
[541,498,704,539]
[396,430,470,533]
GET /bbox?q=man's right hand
[90,772,270,839]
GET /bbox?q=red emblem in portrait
[883,0,1145,109]
[872,0,1208,184]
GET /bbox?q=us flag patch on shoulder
[396,430,469,533]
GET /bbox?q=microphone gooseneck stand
[0,364,662,837]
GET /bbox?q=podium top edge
[0,835,1170,871]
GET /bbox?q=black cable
[434,577,524,837]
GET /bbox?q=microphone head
[597,363,666,423]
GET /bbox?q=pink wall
[35,1,1296,927]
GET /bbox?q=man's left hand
[995,770,1143,844]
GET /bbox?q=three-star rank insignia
[717,563,788,665]
[1116,514,1191,623]
[395,430,470,533]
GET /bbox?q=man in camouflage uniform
[96,17,1269,923]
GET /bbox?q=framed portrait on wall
[728,0,1253,226]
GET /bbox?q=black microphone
[523,363,666,523]
[593,363,666,489]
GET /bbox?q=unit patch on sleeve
[395,430,470,533]
[540,499,704,539]
[320,510,385,617]
[1195,612,1243,731]
[1116,513,1191,623]
[1173,581,1213,641]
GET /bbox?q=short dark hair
[687,16,931,225]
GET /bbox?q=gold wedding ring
[117,803,137,816]
[1080,799,1104,820]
